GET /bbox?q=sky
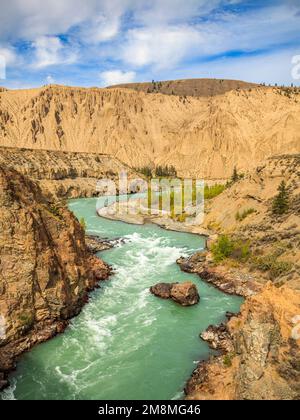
[0,0,300,88]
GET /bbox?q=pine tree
[231,166,239,183]
[272,181,289,215]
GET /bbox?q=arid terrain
[0,80,299,178]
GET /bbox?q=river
[1,197,242,400]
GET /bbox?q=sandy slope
[0,84,299,179]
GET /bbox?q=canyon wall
[0,84,299,179]
[0,146,140,199]
[0,165,111,389]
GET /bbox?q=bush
[19,312,34,329]
[251,253,293,279]
[235,208,256,222]
[204,184,226,200]
[80,217,86,231]
[211,235,235,262]
[211,235,250,263]
[223,352,235,367]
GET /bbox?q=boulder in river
[150,281,199,306]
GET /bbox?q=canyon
[0,78,299,400]
[0,81,299,179]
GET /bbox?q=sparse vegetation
[19,312,34,329]
[272,181,290,215]
[251,253,293,279]
[235,208,256,222]
[211,235,250,263]
[137,165,153,178]
[226,167,244,187]
[80,217,86,231]
[223,352,235,367]
[155,165,177,177]
[136,165,177,178]
[48,204,61,217]
[204,184,226,200]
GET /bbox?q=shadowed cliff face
[0,84,299,179]
[0,166,110,388]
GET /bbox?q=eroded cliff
[186,284,300,400]
[0,166,111,389]
[0,84,299,178]
[0,146,140,199]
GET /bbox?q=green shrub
[204,184,226,200]
[223,352,235,367]
[212,235,250,263]
[235,208,256,222]
[80,217,86,231]
[211,235,235,262]
[251,253,293,279]
[155,165,177,177]
[19,312,34,329]
[48,204,60,217]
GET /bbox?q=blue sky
[0,0,300,88]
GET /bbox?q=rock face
[150,282,200,306]
[0,146,140,200]
[200,324,234,353]
[0,84,299,179]
[186,284,300,400]
[177,252,262,297]
[0,166,111,389]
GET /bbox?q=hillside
[0,146,140,199]
[108,78,259,97]
[0,84,299,179]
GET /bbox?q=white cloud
[46,75,55,84]
[100,70,136,86]
[121,26,204,70]
[0,1,300,85]
[32,36,77,68]
[172,49,300,86]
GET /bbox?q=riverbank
[1,197,243,400]
[95,186,300,400]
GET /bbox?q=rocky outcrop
[0,85,299,179]
[150,282,200,306]
[0,146,140,200]
[85,236,114,253]
[177,252,262,297]
[0,166,111,389]
[186,284,300,400]
[200,324,234,353]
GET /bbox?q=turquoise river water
[1,197,242,400]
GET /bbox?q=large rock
[150,283,172,299]
[150,282,200,306]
